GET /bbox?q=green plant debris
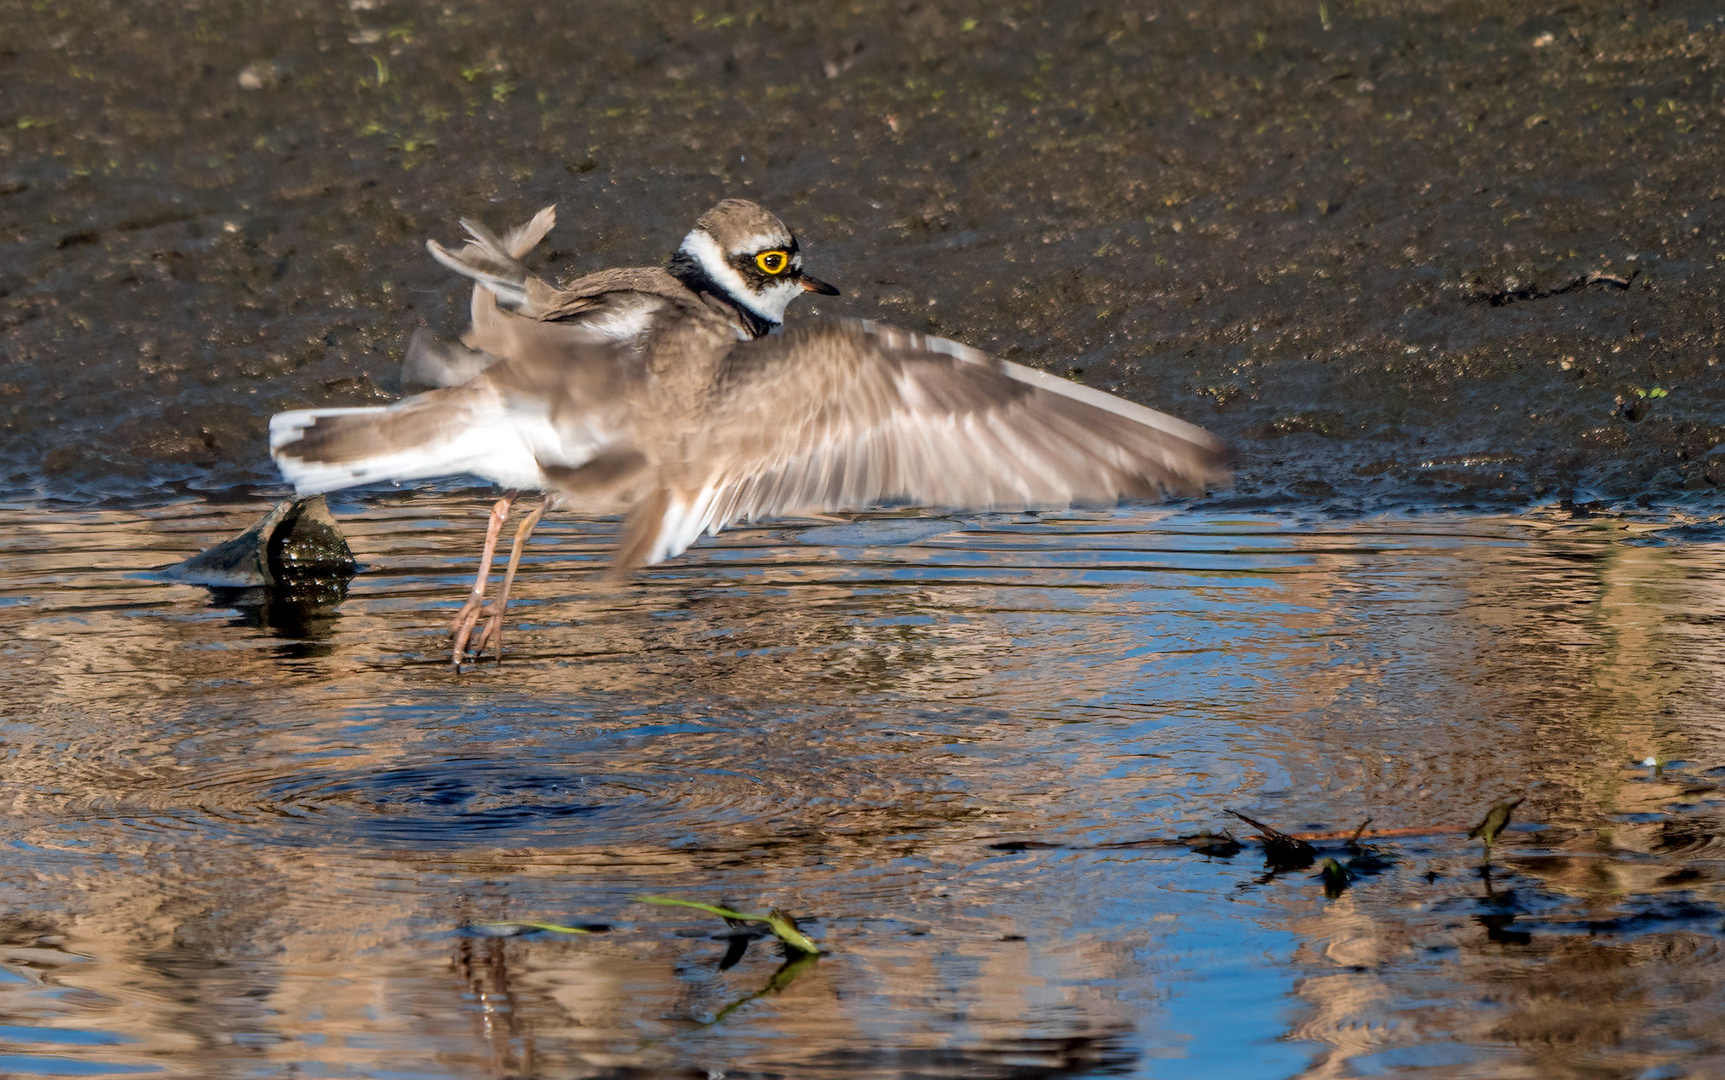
[762,909,817,954]
[477,921,609,937]
[635,896,821,954]
[1227,809,1317,870]
[1320,857,1353,898]
[1467,797,1525,852]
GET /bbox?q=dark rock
[165,495,355,589]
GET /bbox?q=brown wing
[614,319,1231,569]
[478,316,652,454]
[698,320,1229,525]
[427,207,691,328]
[529,266,692,322]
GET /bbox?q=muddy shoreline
[3,0,1723,513]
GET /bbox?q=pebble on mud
[237,60,283,90]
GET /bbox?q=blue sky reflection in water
[0,497,1723,1078]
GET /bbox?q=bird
[371,199,837,660]
[269,199,1232,667]
[401,200,826,387]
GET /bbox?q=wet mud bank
[2,0,1724,512]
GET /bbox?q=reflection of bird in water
[269,199,1232,667]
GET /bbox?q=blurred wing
[616,319,1230,568]
[527,269,690,340]
[401,327,498,391]
[425,205,557,312]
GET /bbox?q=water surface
[3,496,1723,1077]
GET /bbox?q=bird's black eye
[755,250,789,274]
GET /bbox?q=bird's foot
[449,591,486,637]
[449,592,487,668]
[472,601,507,661]
[449,596,513,668]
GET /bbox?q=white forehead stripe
[729,231,792,253]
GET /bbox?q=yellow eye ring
[755,250,789,275]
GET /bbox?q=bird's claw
[449,593,487,668]
[474,609,505,660]
[449,597,507,667]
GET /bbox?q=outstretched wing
[614,319,1230,568]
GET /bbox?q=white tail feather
[269,405,548,496]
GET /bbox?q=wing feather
[655,318,1230,557]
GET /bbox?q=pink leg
[474,498,546,661]
[449,493,514,668]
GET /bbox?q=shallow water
[2,495,1723,1077]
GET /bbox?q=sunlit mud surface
[3,496,1724,1077]
[6,0,1725,510]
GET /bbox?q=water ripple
[4,498,1725,1077]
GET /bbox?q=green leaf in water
[636,895,762,921]
[635,896,821,954]
[1467,797,1525,850]
[478,920,606,937]
[765,909,820,955]
[1320,857,1353,898]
